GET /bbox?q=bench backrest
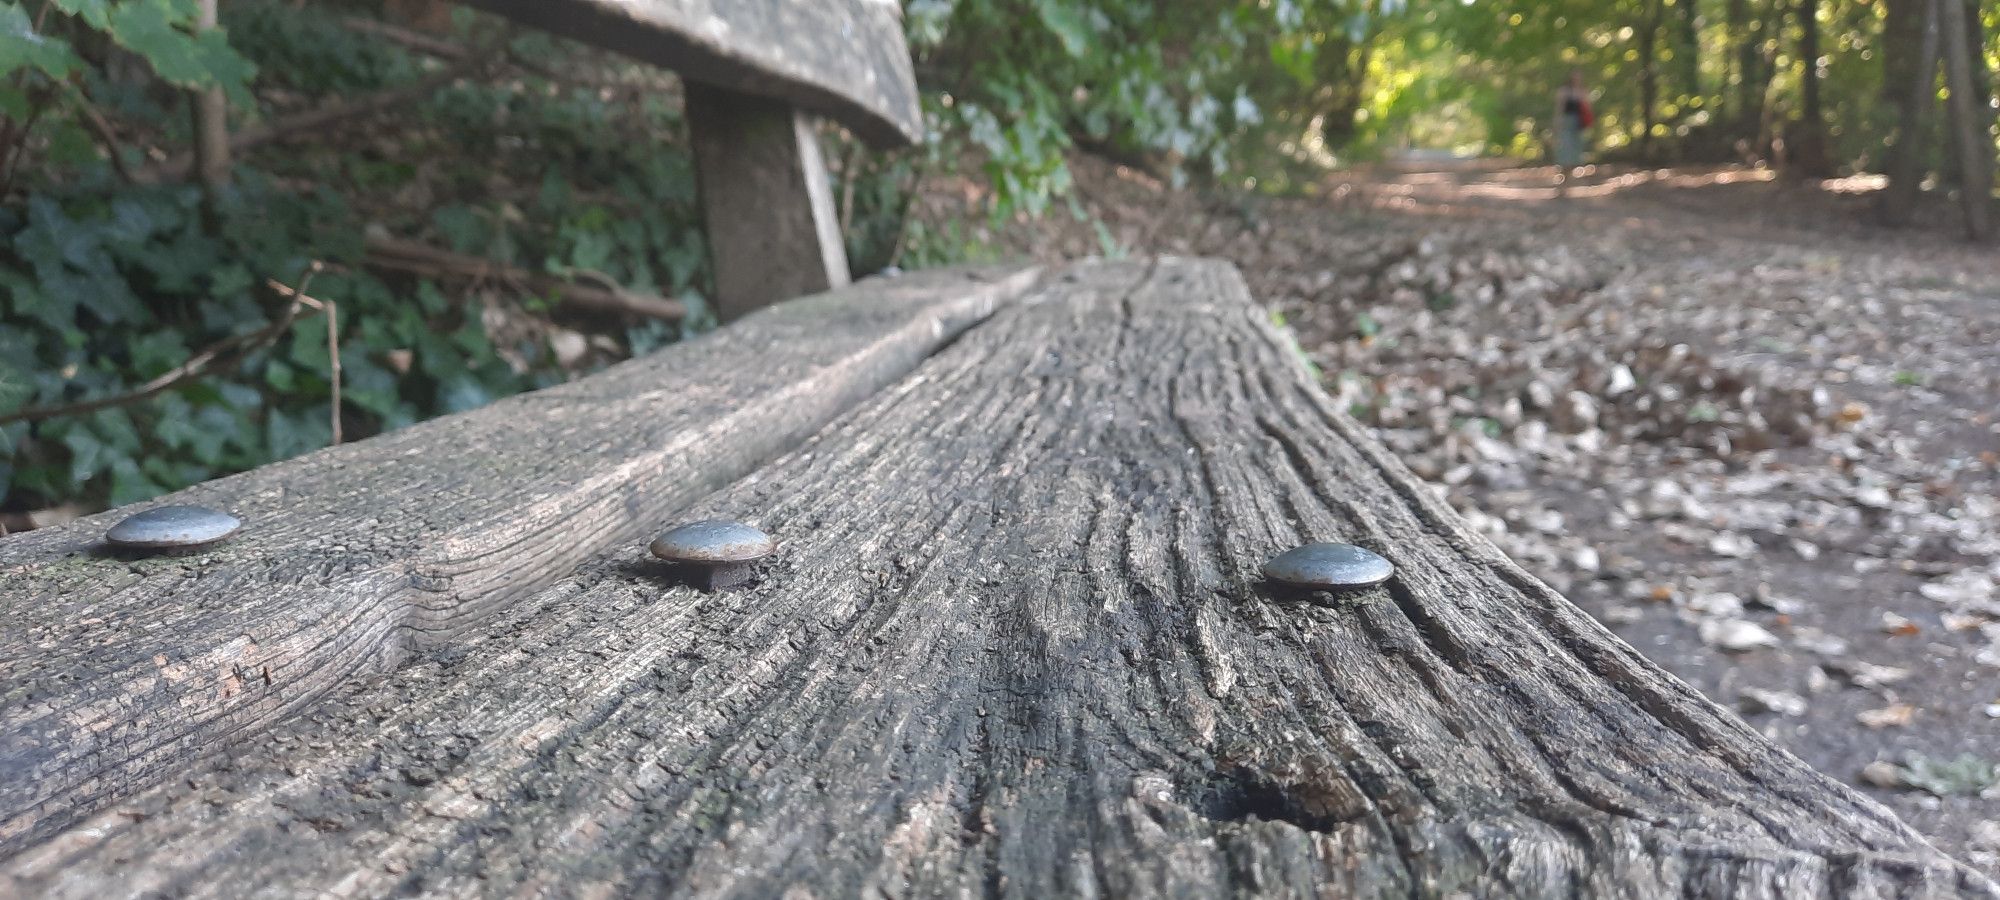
[464,0,924,321]
[465,0,921,148]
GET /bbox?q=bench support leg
[685,83,852,322]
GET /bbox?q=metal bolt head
[105,505,241,551]
[1262,542,1394,591]
[650,520,773,564]
[650,520,773,591]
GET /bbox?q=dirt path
[935,157,2000,872]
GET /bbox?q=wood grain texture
[463,0,922,147]
[0,265,1038,855]
[8,259,1992,898]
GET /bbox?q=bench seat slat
[6,258,1990,896]
[0,266,1038,854]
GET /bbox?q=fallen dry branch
[338,17,623,91]
[0,277,325,427]
[138,62,476,184]
[268,273,343,444]
[362,234,687,321]
[340,17,470,61]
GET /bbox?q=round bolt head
[1262,542,1394,591]
[649,520,774,565]
[105,505,241,550]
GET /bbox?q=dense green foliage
[2,0,1996,516]
[2,1,722,514]
[1363,0,1981,166]
[916,0,1998,186]
[908,0,1383,208]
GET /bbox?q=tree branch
[362,235,687,321]
[340,16,469,61]
[189,0,232,196]
[73,87,139,186]
[138,61,476,183]
[0,282,321,427]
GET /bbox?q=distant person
[1554,69,1593,188]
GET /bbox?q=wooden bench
[6,259,1997,896]
[2,5,1996,898]
[465,0,924,321]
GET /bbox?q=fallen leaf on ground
[1880,612,1920,637]
[1822,659,1912,690]
[1737,688,1807,717]
[1860,760,1906,789]
[1857,703,1915,729]
[1700,619,1779,652]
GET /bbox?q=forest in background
[1,0,1996,521]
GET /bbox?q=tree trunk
[1728,0,1760,137]
[1877,0,1941,225]
[1791,0,1834,176]
[1937,0,1996,183]
[1938,0,1994,238]
[189,0,231,197]
[1317,38,1371,148]
[1638,0,1662,157]
[1673,0,1702,105]
[1726,0,1749,122]
[1963,0,1997,136]
[1753,0,1785,156]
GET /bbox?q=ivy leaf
[127,331,189,378]
[437,375,492,414]
[105,0,256,103]
[567,230,613,275]
[0,357,33,415]
[15,196,146,325]
[89,407,142,455]
[263,407,328,460]
[102,197,160,244]
[50,0,112,30]
[657,241,703,293]
[0,421,26,458]
[45,119,97,164]
[0,82,30,118]
[107,456,165,507]
[264,358,296,391]
[184,401,240,465]
[905,0,952,49]
[0,4,83,78]
[431,205,486,253]
[192,26,257,106]
[415,280,449,317]
[105,0,206,83]
[61,425,106,485]
[336,352,400,418]
[1031,0,1091,57]
[288,314,330,371]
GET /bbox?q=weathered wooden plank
[0,265,1038,855]
[463,0,922,148]
[8,259,1992,897]
[686,82,851,321]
